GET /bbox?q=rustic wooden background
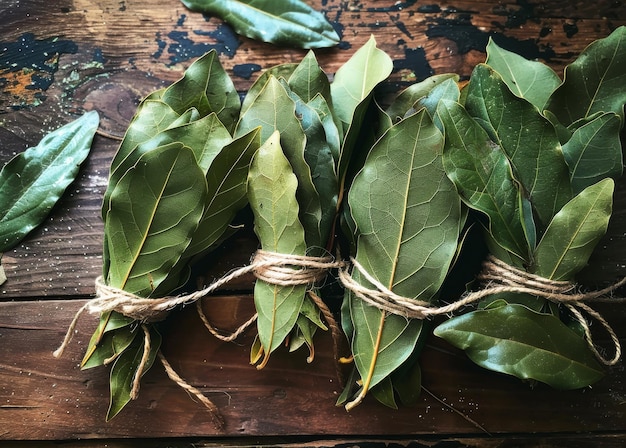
[2,0,626,446]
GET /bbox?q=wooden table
[2,1,626,446]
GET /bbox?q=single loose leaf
[181,0,340,49]
[533,178,614,281]
[546,26,626,125]
[344,110,462,408]
[247,131,307,367]
[105,143,207,296]
[434,303,605,389]
[0,111,99,253]
[485,37,561,111]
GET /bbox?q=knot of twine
[53,249,343,428]
[339,255,626,366]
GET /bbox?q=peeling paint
[0,33,78,110]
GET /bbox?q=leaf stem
[345,311,385,411]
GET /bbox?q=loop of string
[53,249,344,427]
[339,254,626,366]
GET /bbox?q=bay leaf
[159,49,241,131]
[437,99,531,263]
[386,73,459,124]
[561,112,623,195]
[433,303,605,389]
[181,0,340,49]
[0,111,99,253]
[247,131,307,367]
[236,75,322,248]
[184,127,261,259]
[485,37,561,111]
[546,26,626,125]
[331,35,393,181]
[240,63,298,117]
[105,143,207,296]
[466,64,572,228]
[107,327,162,420]
[533,178,614,281]
[344,109,462,408]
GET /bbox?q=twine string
[196,250,344,342]
[339,254,626,366]
[53,249,344,426]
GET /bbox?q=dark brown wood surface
[2,0,626,445]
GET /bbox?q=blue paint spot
[177,14,187,27]
[394,47,434,81]
[193,23,240,58]
[233,63,261,80]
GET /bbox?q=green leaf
[533,178,614,281]
[331,35,393,181]
[240,63,298,117]
[106,113,232,206]
[181,0,340,49]
[344,110,462,408]
[105,143,207,296]
[236,76,322,248]
[485,37,561,111]
[561,112,623,194]
[434,303,605,389]
[184,127,261,259]
[307,93,341,163]
[546,26,626,125]
[0,111,99,252]
[281,80,338,248]
[160,49,241,131]
[81,326,138,370]
[415,77,461,122]
[466,64,572,228]
[386,73,459,123]
[107,327,162,420]
[288,50,331,104]
[437,99,531,263]
[247,131,307,367]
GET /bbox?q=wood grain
[2,0,626,444]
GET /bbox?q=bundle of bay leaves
[79,25,626,420]
[434,27,626,390]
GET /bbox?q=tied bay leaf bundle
[81,50,261,420]
[237,36,393,367]
[434,26,626,389]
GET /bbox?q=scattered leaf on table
[181,0,340,49]
[0,110,99,253]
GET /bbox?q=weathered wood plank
[0,297,625,440]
